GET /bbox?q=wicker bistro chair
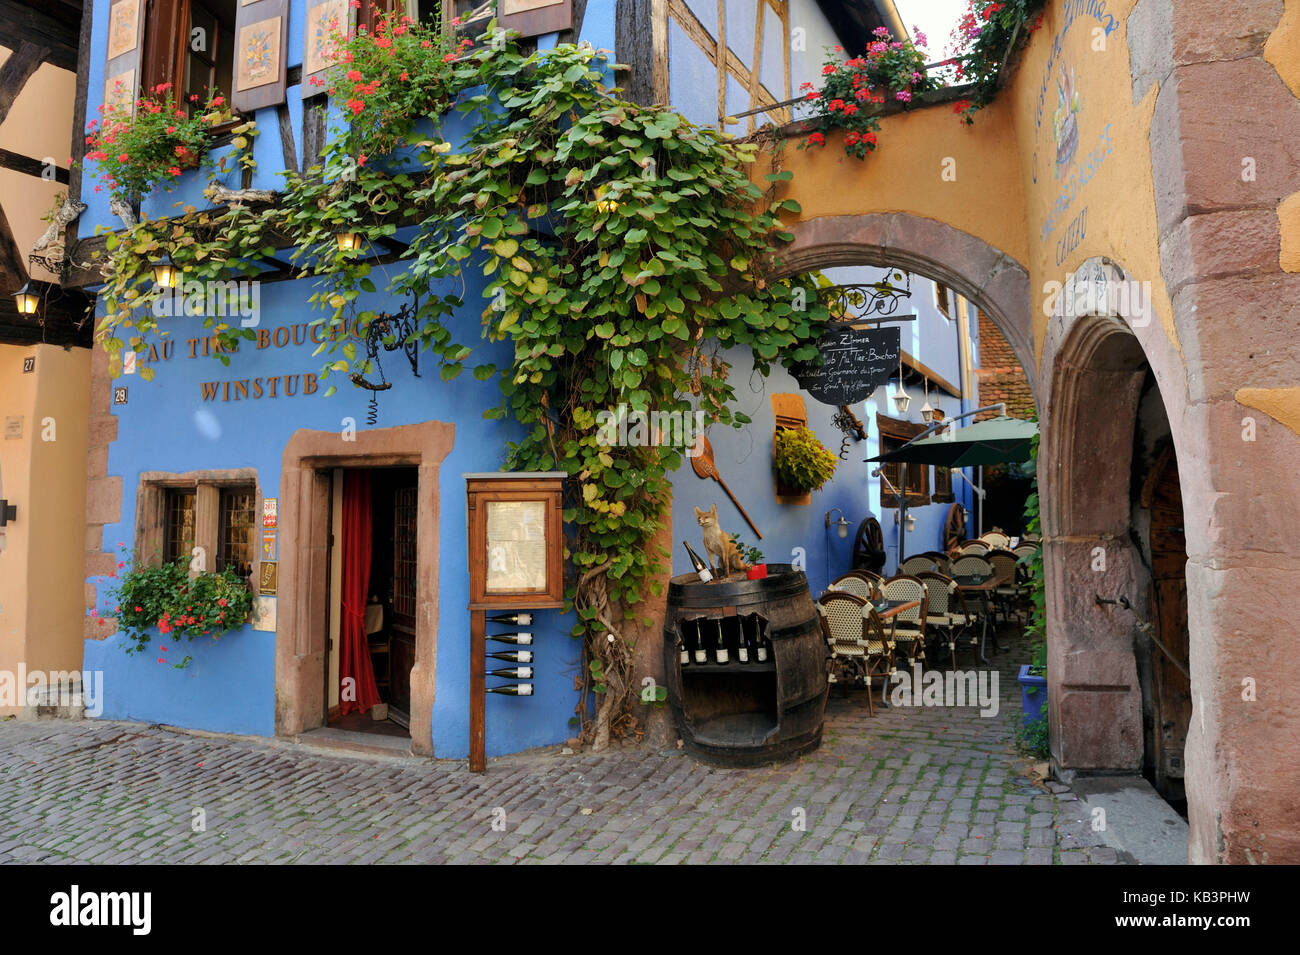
[957,539,990,557]
[920,551,952,575]
[816,592,898,715]
[880,575,929,675]
[986,549,1023,626]
[980,532,1011,550]
[900,555,939,577]
[1013,544,1038,561]
[950,554,997,650]
[917,571,977,669]
[825,571,882,602]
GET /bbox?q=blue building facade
[81,0,981,757]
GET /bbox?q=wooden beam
[0,40,48,127]
[652,0,669,105]
[0,0,79,72]
[715,0,725,129]
[668,0,781,122]
[0,147,69,183]
[0,198,28,286]
[276,103,299,174]
[614,0,655,105]
[64,0,91,262]
[900,350,961,399]
[747,0,765,133]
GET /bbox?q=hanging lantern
[13,281,40,316]
[919,378,934,424]
[151,253,179,289]
[335,231,361,252]
[891,380,911,416]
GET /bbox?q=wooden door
[387,477,418,727]
[1143,446,1191,806]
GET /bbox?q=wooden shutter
[231,0,289,112]
[105,0,149,115]
[302,0,351,94]
[499,0,573,38]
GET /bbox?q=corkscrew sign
[791,324,902,406]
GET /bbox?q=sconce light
[919,378,934,424]
[12,281,40,316]
[151,252,179,289]
[891,380,911,416]
[906,513,916,532]
[335,231,361,252]
[824,507,850,539]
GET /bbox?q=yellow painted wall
[1006,0,1179,363]
[770,0,1184,370]
[775,93,1031,268]
[0,49,77,284]
[0,344,90,714]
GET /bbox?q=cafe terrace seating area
[815,532,1039,711]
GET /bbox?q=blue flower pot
[1018,664,1047,727]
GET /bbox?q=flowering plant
[798,29,941,159]
[107,547,255,669]
[82,83,241,207]
[774,426,840,493]
[319,6,474,160]
[943,0,1047,124]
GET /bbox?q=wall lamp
[824,507,850,538]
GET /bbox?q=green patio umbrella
[868,415,1038,468]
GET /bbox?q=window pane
[218,487,257,577]
[165,489,196,565]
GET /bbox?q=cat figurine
[694,504,749,578]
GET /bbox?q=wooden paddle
[691,435,762,540]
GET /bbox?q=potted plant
[773,425,839,495]
[82,84,243,220]
[105,546,256,669]
[736,540,767,580]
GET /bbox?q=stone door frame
[274,421,454,756]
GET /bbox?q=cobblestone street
[0,631,1118,865]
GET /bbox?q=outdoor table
[952,574,1001,663]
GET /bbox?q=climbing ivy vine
[93,19,830,749]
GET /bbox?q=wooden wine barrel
[662,565,828,767]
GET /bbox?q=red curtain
[339,470,381,716]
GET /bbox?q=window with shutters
[134,470,260,578]
[932,466,954,504]
[142,0,237,113]
[876,414,929,509]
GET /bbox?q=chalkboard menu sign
[791,324,902,406]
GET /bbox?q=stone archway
[776,213,1039,400]
[1038,258,1193,781]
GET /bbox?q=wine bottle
[488,632,533,645]
[489,666,533,679]
[488,649,533,664]
[488,612,533,625]
[755,622,769,663]
[678,633,689,666]
[487,684,533,696]
[692,619,708,665]
[736,615,749,664]
[683,541,713,583]
[714,619,728,665]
